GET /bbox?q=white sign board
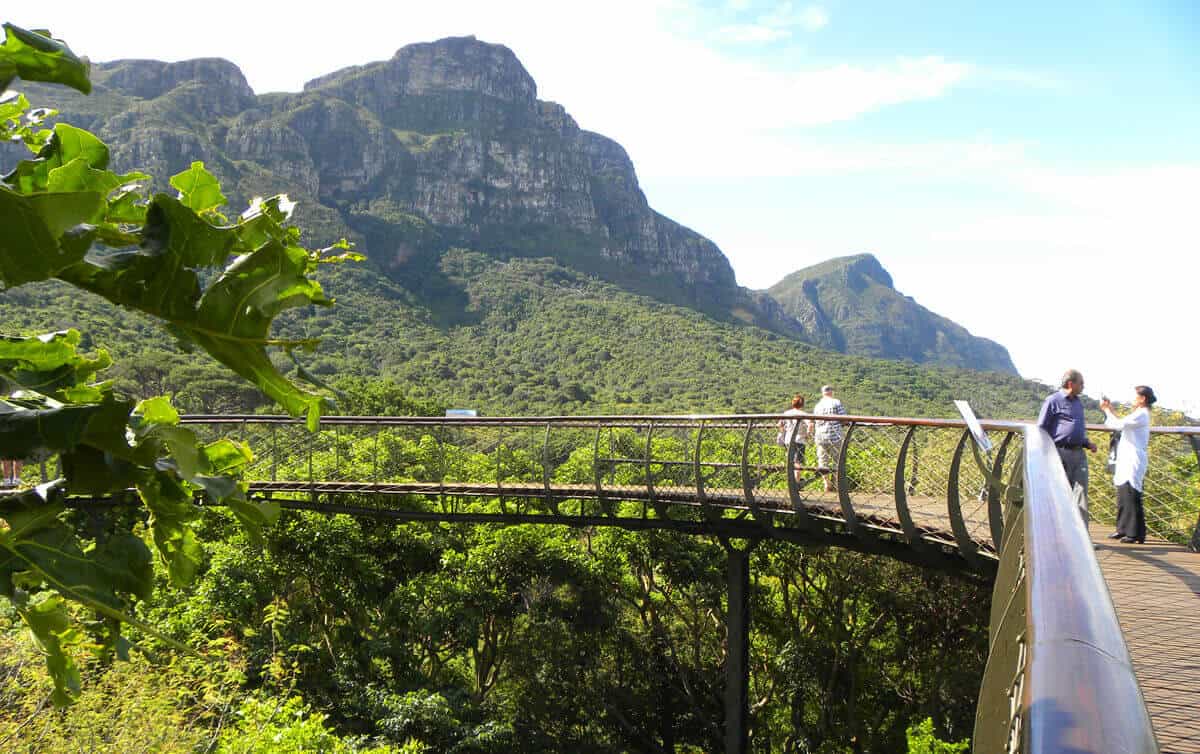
[445,408,477,417]
[953,400,993,453]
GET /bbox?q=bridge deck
[1092,524,1200,753]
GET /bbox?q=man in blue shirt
[1037,368,1098,525]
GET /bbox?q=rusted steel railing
[178,412,1200,549]
[175,412,1048,574]
[974,427,1159,753]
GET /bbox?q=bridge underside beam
[249,494,995,580]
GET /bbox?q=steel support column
[724,541,755,754]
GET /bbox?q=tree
[0,23,356,703]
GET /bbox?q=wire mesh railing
[161,415,1016,569]
[117,413,1194,560]
[8,412,1195,555]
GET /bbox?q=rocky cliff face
[13,36,738,309]
[284,37,740,306]
[9,37,1015,373]
[766,254,1017,373]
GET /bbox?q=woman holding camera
[1100,386,1156,544]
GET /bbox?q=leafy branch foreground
[0,23,355,702]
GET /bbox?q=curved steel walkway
[177,413,1200,754]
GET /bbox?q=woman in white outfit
[1100,385,1156,544]
[780,393,810,470]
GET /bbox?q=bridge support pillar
[723,540,756,754]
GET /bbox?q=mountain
[5,36,1018,380]
[0,251,1046,420]
[10,40,761,316]
[766,254,1017,374]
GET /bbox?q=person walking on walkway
[1,457,22,488]
[1101,386,1156,544]
[1037,369,1097,524]
[812,385,847,493]
[779,393,810,471]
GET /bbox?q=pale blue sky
[7,1,1199,414]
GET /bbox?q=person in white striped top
[812,385,848,493]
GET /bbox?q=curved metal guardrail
[179,412,1039,575]
[974,426,1160,754]
[178,412,1200,552]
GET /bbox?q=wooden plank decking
[1092,525,1200,754]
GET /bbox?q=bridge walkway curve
[1092,525,1200,754]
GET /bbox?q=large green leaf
[59,194,337,427]
[0,91,29,138]
[47,157,148,198]
[0,24,90,95]
[0,487,151,619]
[0,331,113,398]
[136,470,203,586]
[0,483,191,670]
[0,186,102,286]
[0,26,327,704]
[0,330,87,371]
[170,161,226,215]
[0,401,107,460]
[16,592,82,706]
[3,122,107,195]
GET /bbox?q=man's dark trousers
[1057,446,1089,525]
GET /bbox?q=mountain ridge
[5,35,1014,374]
[767,253,1016,373]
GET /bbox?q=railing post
[437,422,447,511]
[593,424,605,516]
[495,426,506,514]
[1188,435,1200,553]
[740,420,755,507]
[973,475,1027,753]
[893,425,924,546]
[835,421,859,534]
[722,539,757,754]
[307,423,316,505]
[645,421,657,514]
[695,419,713,520]
[334,425,341,480]
[947,429,981,568]
[372,427,380,484]
[542,422,557,514]
[988,433,1016,552]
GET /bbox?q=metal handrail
[178,412,1199,436]
[973,427,1158,753]
[177,414,1200,548]
[181,412,1001,428]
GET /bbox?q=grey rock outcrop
[766,254,1017,373]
